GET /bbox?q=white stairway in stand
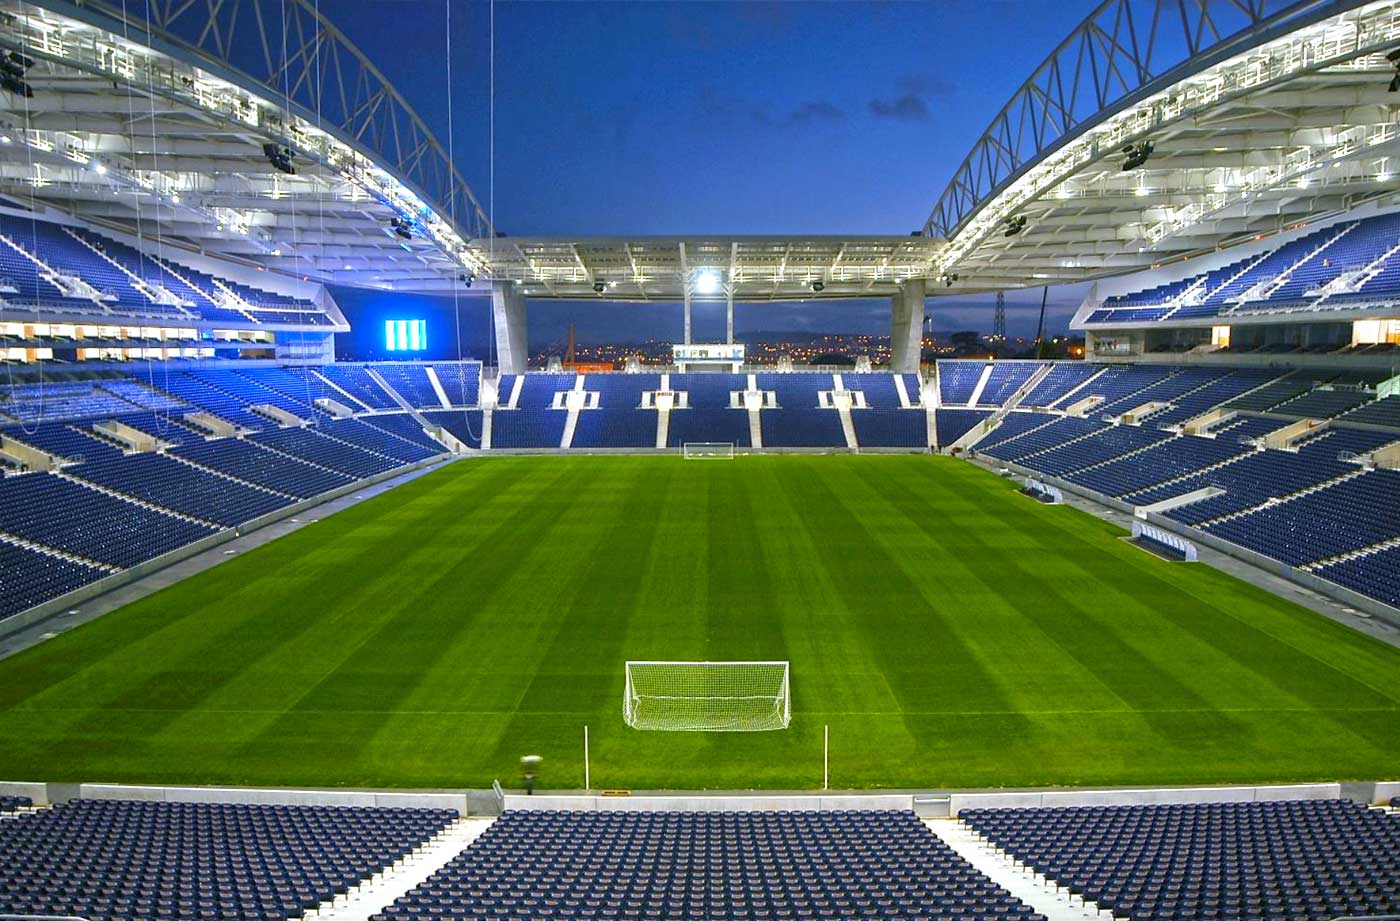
[966,363,995,407]
[303,817,494,921]
[423,366,453,409]
[924,819,1107,921]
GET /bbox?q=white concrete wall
[504,794,914,812]
[948,783,1340,816]
[80,783,467,813]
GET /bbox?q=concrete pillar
[491,282,528,375]
[683,287,693,345]
[890,278,926,374]
[726,286,734,345]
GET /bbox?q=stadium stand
[0,794,33,812]
[937,361,986,404]
[854,409,928,448]
[959,799,1399,920]
[0,799,457,921]
[666,374,751,448]
[0,212,334,325]
[173,437,353,498]
[1,358,1398,618]
[0,472,216,566]
[0,539,107,618]
[373,364,444,410]
[430,362,482,406]
[571,375,658,449]
[68,453,292,526]
[378,810,1044,921]
[935,409,989,448]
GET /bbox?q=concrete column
[890,278,926,374]
[683,287,693,345]
[726,286,734,344]
[491,281,528,375]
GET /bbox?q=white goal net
[682,442,736,459]
[624,660,790,731]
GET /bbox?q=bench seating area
[378,810,1044,921]
[960,799,1398,921]
[0,799,456,921]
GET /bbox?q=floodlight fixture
[261,142,295,175]
[1121,140,1154,171]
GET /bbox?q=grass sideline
[0,454,1396,791]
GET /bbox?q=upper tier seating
[299,365,401,411]
[979,362,1042,405]
[938,361,985,404]
[371,364,443,409]
[960,799,1398,921]
[1055,365,1176,412]
[0,799,456,921]
[379,810,1041,921]
[1086,210,1400,324]
[1020,364,1099,407]
[429,362,481,406]
[0,380,144,424]
[0,213,332,325]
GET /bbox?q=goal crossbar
[681,442,735,459]
[624,660,790,732]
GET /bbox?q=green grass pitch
[0,454,1397,791]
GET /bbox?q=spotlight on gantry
[694,271,721,295]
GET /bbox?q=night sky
[331,1,1096,344]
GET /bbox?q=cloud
[896,74,957,98]
[868,93,930,121]
[789,101,845,123]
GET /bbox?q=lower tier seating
[378,810,1043,921]
[960,800,1398,921]
[0,799,456,921]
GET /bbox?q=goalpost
[682,442,736,459]
[624,661,790,731]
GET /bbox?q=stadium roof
[468,236,942,301]
[923,0,1400,294]
[0,0,490,293]
[3,0,1399,303]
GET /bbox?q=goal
[682,442,735,459]
[624,661,790,731]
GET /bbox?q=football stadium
[0,1,1398,920]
